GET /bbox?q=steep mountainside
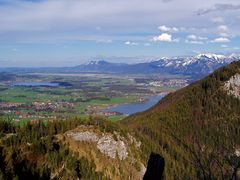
[123,61,240,179]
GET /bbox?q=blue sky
[0,0,240,67]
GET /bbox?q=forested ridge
[0,116,140,180]
[123,61,240,179]
[0,118,112,180]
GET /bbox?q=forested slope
[123,61,240,179]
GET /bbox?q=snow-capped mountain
[229,53,240,60]
[1,53,238,79]
[195,53,226,60]
[72,53,239,78]
[148,53,236,77]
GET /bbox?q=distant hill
[1,53,239,79]
[122,61,240,179]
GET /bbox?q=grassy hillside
[122,61,240,179]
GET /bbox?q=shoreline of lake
[102,92,168,115]
[12,82,60,87]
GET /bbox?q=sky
[0,0,240,67]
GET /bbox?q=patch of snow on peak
[229,53,240,59]
[182,58,195,66]
[165,62,174,67]
[196,53,226,59]
[83,60,99,65]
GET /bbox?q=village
[0,100,126,124]
[32,101,74,110]
[149,78,189,88]
[0,102,25,108]
[0,101,75,124]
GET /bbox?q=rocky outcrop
[66,130,128,160]
[62,126,145,179]
[143,152,165,180]
[224,73,240,99]
[97,135,127,160]
[67,131,99,142]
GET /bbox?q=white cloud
[187,35,197,40]
[217,25,229,37]
[152,33,172,42]
[218,25,228,32]
[187,34,207,41]
[185,34,207,44]
[96,39,112,43]
[211,37,230,43]
[158,25,178,33]
[125,41,138,45]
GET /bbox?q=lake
[13,82,60,87]
[102,93,167,115]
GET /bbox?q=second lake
[102,93,167,115]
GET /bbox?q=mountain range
[66,53,240,78]
[1,53,239,79]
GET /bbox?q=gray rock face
[67,132,99,142]
[67,131,128,160]
[97,135,128,160]
[224,73,240,99]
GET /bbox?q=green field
[0,72,189,124]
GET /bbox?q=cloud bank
[0,0,239,43]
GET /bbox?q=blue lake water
[102,93,167,115]
[13,82,60,87]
